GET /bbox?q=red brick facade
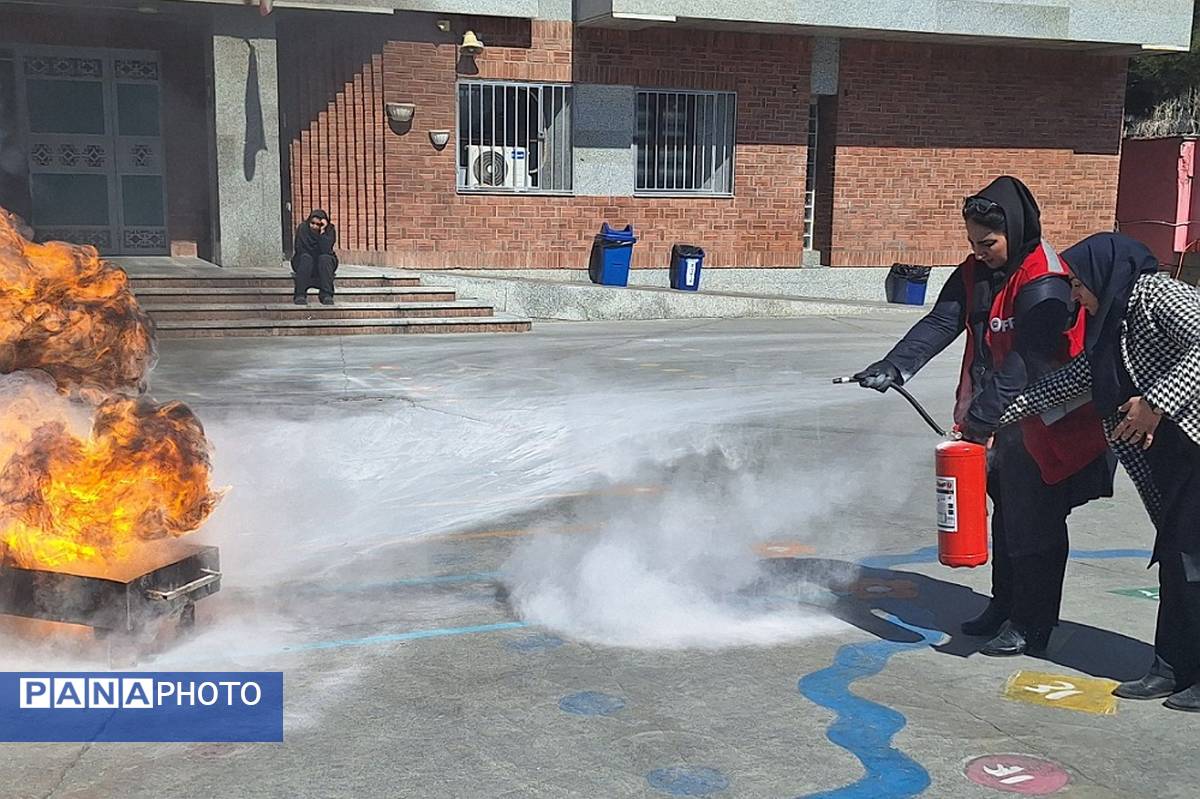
[278,16,1128,270]
[829,40,1127,266]
[278,14,390,253]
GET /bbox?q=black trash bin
[885,263,932,305]
[669,244,705,291]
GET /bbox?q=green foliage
[1127,7,1200,120]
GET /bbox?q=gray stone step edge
[139,300,494,312]
[408,271,928,321]
[152,313,531,330]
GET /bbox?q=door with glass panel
[16,46,167,255]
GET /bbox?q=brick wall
[280,17,810,268]
[280,16,1128,270]
[828,39,1128,267]
[278,14,389,253]
[376,21,810,268]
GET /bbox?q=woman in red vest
[853,176,1115,656]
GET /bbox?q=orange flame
[0,210,221,570]
[0,209,155,396]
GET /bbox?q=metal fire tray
[0,540,221,634]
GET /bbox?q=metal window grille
[635,89,735,195]
[804,100,818,250]
[456,81,572,194]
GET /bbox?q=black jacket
[291,221,338,271]
[884,259,1074,435]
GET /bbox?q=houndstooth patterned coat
[999,273,1200,528]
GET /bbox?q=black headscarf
[971,175,1043,271]
[293,209,336,263]
[1062,232,1160,415]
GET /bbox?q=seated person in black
[292,209,337,305]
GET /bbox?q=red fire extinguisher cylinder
[935,440,989,567]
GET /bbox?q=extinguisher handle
[890,385,947,437]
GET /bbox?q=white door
[15,46,167,255]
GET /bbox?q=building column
[208,10,282,268]
[808,36,839,267]
[572,84,637,197]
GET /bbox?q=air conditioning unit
[467,145,529,189]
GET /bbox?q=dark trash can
[669,244,705,291]
[588,223,637,286]
[885,263,932,305]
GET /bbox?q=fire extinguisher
[833,377,989,568]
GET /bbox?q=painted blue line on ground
[646,766,731,797]
[332,571,502,592]
[795,612,943,799]
[1070,548,1152,560]
[506,633,566,653]
[856,545,1152,570]
[559,691,626,717]
[282,621,528,653]
[856,547,940,570]
[794,544,1155,799]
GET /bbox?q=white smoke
[0,355,928,668]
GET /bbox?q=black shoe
[961,603,1008,637]
[293,296,307,305]
[319,296,335,306]
[1164,685,1200,712]
[979,621,1052,657]
[1114,673,1179,700]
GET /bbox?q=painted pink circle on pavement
[964,754,1070,795]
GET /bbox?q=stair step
[132,286,458,304]
[141,301,495,321]
[153,314,532,338]
[128,275,420,289]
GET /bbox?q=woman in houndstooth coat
[1000,232,1200,712]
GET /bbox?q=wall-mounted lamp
[384,102,415,125]
[428,130,451,150]
[460,31,485,57]
[435,19,452,33]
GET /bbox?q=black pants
[989,497,1069,631]
[293,252,336,300]
[1144,419,1200,684]
[1153,553,1200,685]
[985,426,1112,632]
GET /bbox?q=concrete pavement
[0,316,1188,799]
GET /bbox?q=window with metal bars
[635,90,735,196]
[456,81,572,194]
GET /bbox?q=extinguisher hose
[831,376,947,437]
[889,385,947,437]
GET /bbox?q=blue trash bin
[588,223,637,286]
[669,244,705,291]
[884,263,932,305]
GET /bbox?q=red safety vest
[955,242,1108,485]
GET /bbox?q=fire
[0,209,155,396]
[0,210,221,570]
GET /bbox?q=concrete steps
[129,275,422,289]
[133,286,458,305]
[124,267,530,338]
[152,315,533,338]
[142,300,497,322]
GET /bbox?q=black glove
[960,417,993,445]
[852,360,902,393]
